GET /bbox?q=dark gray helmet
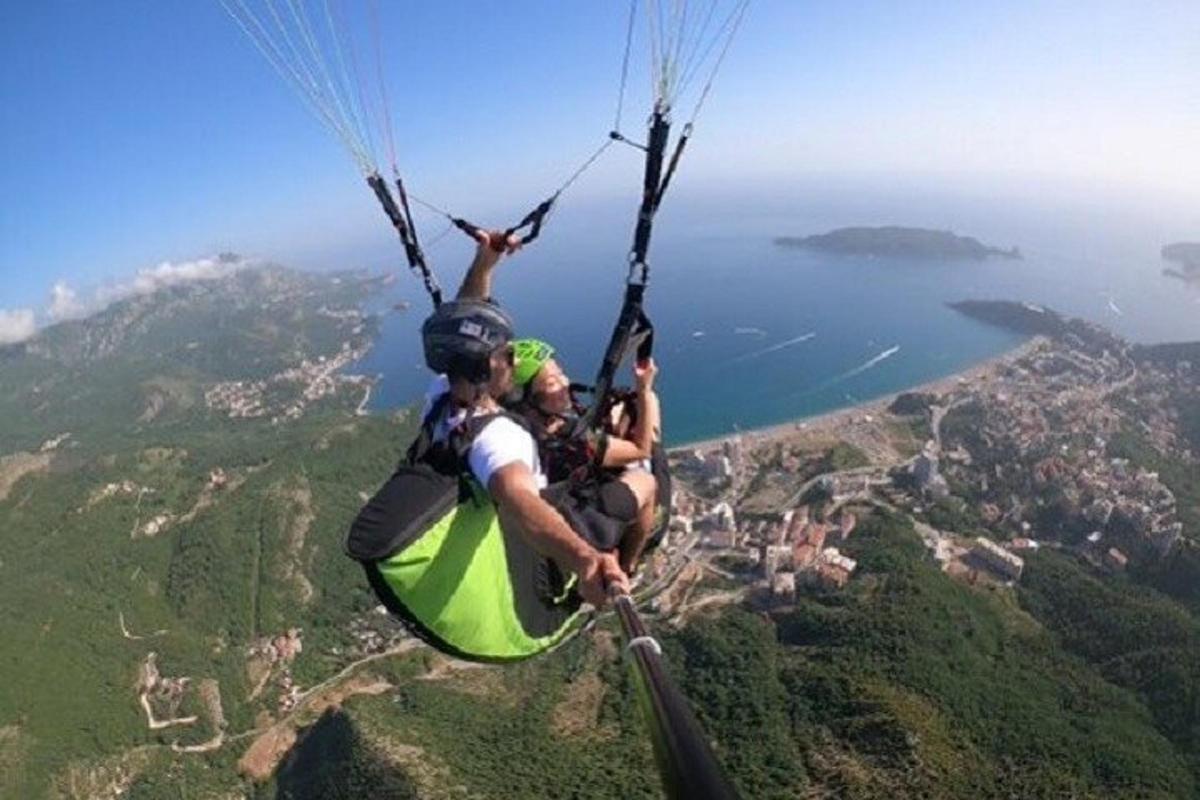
[421,299,515,383]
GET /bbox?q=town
[204,334,373,423]
[644,325,1194,611]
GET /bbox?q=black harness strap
[444,136,613,251]
[653,123,691,214]
[629,108,672,279]
[586,104,676,431]
[450,194,558,252]
[585,288,656,434]
[367,173,444,306]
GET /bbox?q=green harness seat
[348,397,586,663]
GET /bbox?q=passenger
[509,338,661,575]
[417,232,629,607]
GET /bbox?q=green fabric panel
[377,496,582,659]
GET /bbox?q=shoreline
[670,337,1039,453]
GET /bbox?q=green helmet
[512,338,556,388]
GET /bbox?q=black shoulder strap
[405,392,454,465]
[455,409,532,449]
[451,409,538,480]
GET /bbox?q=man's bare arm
[624,358,661,461]
[489,463,627,604]
[456,231,521,300]
[631,387,660,453]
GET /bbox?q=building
[793,543,820,570]
[771,572,796,600]
[792,523,827,567]
[784,506,809,542]
[705,527,737,549]
[802,523,828,549]
[815,563,851,589]
[760,544,779,579]
[760,544,793,579]
[819,547,857,574]
[1105,547,1128,571]
[971,536,1025,581]
[710,502,736,532]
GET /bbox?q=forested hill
[0,263,385,453]
[0,263,420,797]
[3,267,1200,798]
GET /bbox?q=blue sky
[2,1,1198,333]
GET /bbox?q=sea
[353,195,1200,446]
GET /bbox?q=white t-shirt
[421,376,546,491]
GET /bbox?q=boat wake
[727,332,816,364]
[838,345,901,380]
[792,344,902,399]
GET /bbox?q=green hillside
[115,510,1197,799]
[3,267,1200,798]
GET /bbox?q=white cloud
[45,255,251,325]
[124,256,244,297]
[118,256,248,303]
[48,281,86,322]
[0,309,36,345]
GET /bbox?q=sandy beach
[672,337,1041,454]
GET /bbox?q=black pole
[613,593,740,800]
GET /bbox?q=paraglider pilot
[416,231,631,607]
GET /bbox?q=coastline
[670,336,1039,454]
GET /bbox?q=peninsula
[776,226,1021,261]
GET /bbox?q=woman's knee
[622,470,656,507]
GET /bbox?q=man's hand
[490,462,629,606]
[474,229,522,260]
[634,358,658,394]
[457,230,521,300]
[576,550,630,606]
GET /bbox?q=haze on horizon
[1,0,1197,342]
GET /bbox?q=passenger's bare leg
[617,470,656,575]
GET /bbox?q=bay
[354,210,1199,446]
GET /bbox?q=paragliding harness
[526,381,673,551]
[345,394,588,663]
[573,104,682,546]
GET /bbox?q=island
[1162,241,1200,284]
[776,226,1021,261]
